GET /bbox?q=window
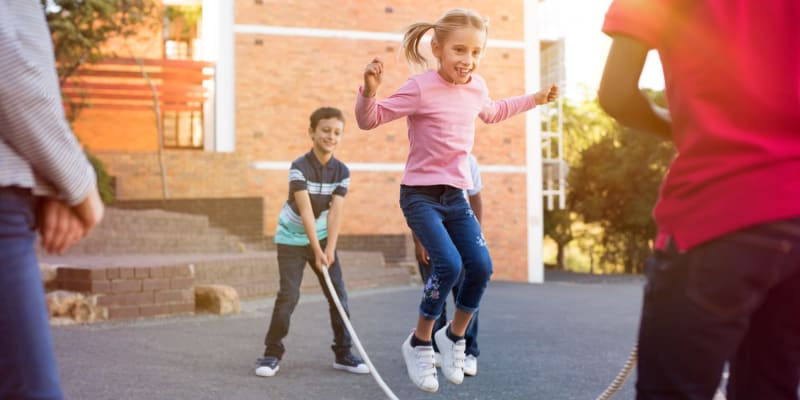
[163,110,203,149]
[163,4,201,60]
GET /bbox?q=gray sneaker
[334,353,370,374]
[254,356,280,377]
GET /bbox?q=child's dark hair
[309,107,345,130]
[402,8,489,70]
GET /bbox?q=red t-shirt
[603,0,800,250]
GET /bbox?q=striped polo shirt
[0,1,96,204]
[274,151,350,246]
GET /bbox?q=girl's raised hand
[534,84,559,105]
[362,58,384,97]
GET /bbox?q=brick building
[72,0,552,283]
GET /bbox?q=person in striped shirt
[254,107,368,377]
[1,1,104,399]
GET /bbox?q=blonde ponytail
[402,22,435,70]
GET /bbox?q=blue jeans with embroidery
[417,262,480,356]
[400,185,492,322]
[0,187,64,400]
[637,218,800,400]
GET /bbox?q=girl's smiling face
[432,27,486,85]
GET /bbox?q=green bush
[86,151,115,204]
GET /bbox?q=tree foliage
[44,0,158,86]
[543,98,615,268]
[543,207,573,268]
[568,91,675,273]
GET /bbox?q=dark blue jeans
[418,262,480,356]
[263,239,353,359]
[637,219,800,400]
[400,185,492,321]
[0,187,63,400]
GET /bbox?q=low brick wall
[57,264,195,320]
[265,233,415,264]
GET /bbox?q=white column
[524,0,544,284]
[202,0,235,152]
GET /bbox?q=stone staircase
[52,208,244,255]
[39,208,414,321]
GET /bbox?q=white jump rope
[324,265,723,400]
[321,265,400,400]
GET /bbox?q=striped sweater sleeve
[0,0,95,205]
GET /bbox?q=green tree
[43,0,158,203]
[543,98,616,269]
[568,100,674,273]
[543,208,573,268]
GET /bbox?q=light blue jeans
[0,187,63,400]
[399,185,492,321]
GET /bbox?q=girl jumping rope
[355,8,558,393]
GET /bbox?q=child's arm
[324,194,345,268]
[598,35,671,139]
[468,192,483,225]
[478,81,559,124]
[293,190,327,271]
[467,154,483,224]
[534,85,559,106]
[355,58,420,130]
[412,232,429,266]
[362,58,383,98]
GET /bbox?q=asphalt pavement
[53,272,645,400]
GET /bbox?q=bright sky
[541,0,665,98]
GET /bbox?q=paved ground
[53,272,645,400]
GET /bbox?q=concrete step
[43,208,246,256]
[98,208,212,234]
[52,231,243,255]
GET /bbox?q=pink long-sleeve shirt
[356,70,535,190]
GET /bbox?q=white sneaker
[401,332,439,392]
[434,352,441,368]
[463,354,477,377]
[434,324,465,384]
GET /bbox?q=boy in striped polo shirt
[255,107,368,377]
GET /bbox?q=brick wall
[237,0,530,281]
[57,264,194,320]
[324,234,413,264]
[95,150,252,200]
[236,1,524,40]
[113,197,264,243]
